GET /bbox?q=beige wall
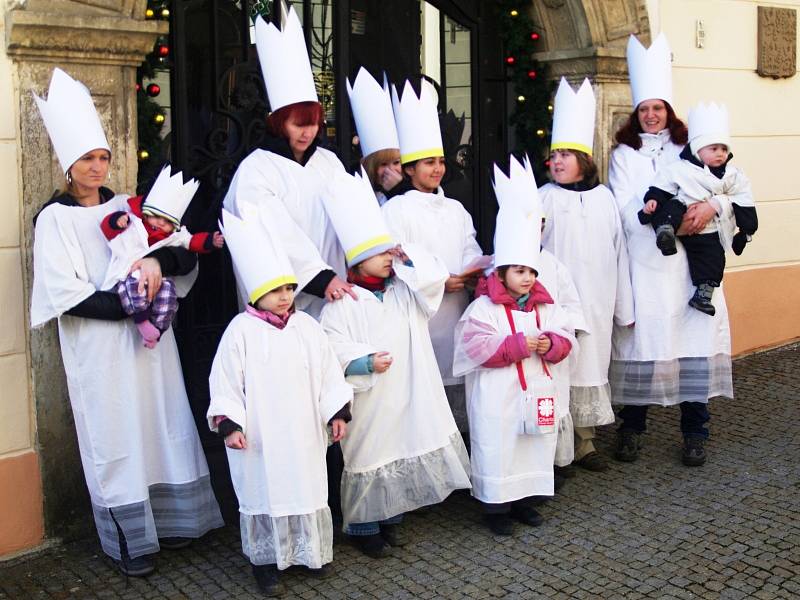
[651,0,800,352]
[0,7,44,557]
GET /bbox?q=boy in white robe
[208,211,352,596]
[319,169,471,559]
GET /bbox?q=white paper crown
[627,33,673,109]
[323,167,394,267]
[493,155,542,271]
[33,68,111,174]
[550,77,596,156]
[220,209,297,304]
[688,102,731,153]
[392,79,443,164]
[347,68,400,158]
[255,2,318,112]
[142,165,200,227]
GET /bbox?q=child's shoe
[614,430,642,463]
[637,209,653,225]
[136,320,161,348]
[681,436,707,467]
[655,225,677,256]
[380,523,406,547]
[509,505,543,527]
[688,282,717,316]
[353,533,393,558]
[731,231,750,256]
[252,564,284,597]
[484,513,514,536]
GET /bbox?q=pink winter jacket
[474,273,572,368]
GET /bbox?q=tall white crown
[33,68,111,174]
[141,165,200,227]
[550,78,596,156]
[255,2,318,112]
[626,33,673,109]
[323,167,394,267]
[391,79,443,164]
[347,68,400,158]
[220,209,297,304]
[688,102,731,153]
[493,155,542,271]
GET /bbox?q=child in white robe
[208,211,352,596]
[319,169,471,559]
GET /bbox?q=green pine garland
[495,0,553,176]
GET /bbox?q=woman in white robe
[608,98,734,466]
[31,158,223,576]
[541,152,635,472]
[320,244,471,557]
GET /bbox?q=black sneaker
[615,430,641,462]
[380,524,406,547]
[159,537,192,550]
[485,513,514,535]
[252,564,284,597]
[113,553,155,577]
[655,225,678,255]
[682,436,707,467]
[509,505,544,527]
[306,564,331,578]
[352,533,393,558]
[688,283,716,316]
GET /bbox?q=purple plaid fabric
[116,275,178,332]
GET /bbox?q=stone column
[5,0,166,539]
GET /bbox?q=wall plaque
[758,6,796,79]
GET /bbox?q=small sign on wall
[757,6,796,79]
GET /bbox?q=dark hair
[267,101,325,139]
[573,150,599,188]
[614,100,688,150]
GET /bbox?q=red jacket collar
[475,272,553,311]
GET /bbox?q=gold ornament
[154,113,166,124]
[138,149,150,160]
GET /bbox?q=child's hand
[380,167,403,192]
[372,352,393,373]
[116,214,130,229]
[388,244,410,264]
[643,199,657,214]
[525,336,539,352]
[225,430,247,450]
[331,418,347,442]
[212,231,225,248]
[535,334,552,355]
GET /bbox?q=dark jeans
[618,402,710,439]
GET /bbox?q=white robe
[207,311,352,569]
[319,245,471,527]
[381,188,484,385]
[223,147,346,319]
[454,295,572,503]
[607,136,734,406]
[536,249,587,466]
[30,196,222,560]
[541,183,635,427]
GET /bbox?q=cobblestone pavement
[2,344,799,599]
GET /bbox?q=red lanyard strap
[503,304,552,393]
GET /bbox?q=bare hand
[116,214,130,229]
[331,418,347,442]
[130,257,163,302]
[325,275,357,302]
[677,202,717,236]
[388,244,410,264]
[212,232,225,248]
[445,275,465,293]
[225,430,247,450]
[535,334,552,355]
[643,200,657,214]
[525,335,539,352]
[380,168,403,192]
[372,351,393,373]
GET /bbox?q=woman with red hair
[608,34,734,468]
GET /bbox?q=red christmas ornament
[505,56,516,65]
[157,44,169,57]
[146,83,161,97]
[544,160,551,168]
[530,32,540,41]
[527,70,537,79]
[135,82,141,92]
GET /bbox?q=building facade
[1,0,797,558]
